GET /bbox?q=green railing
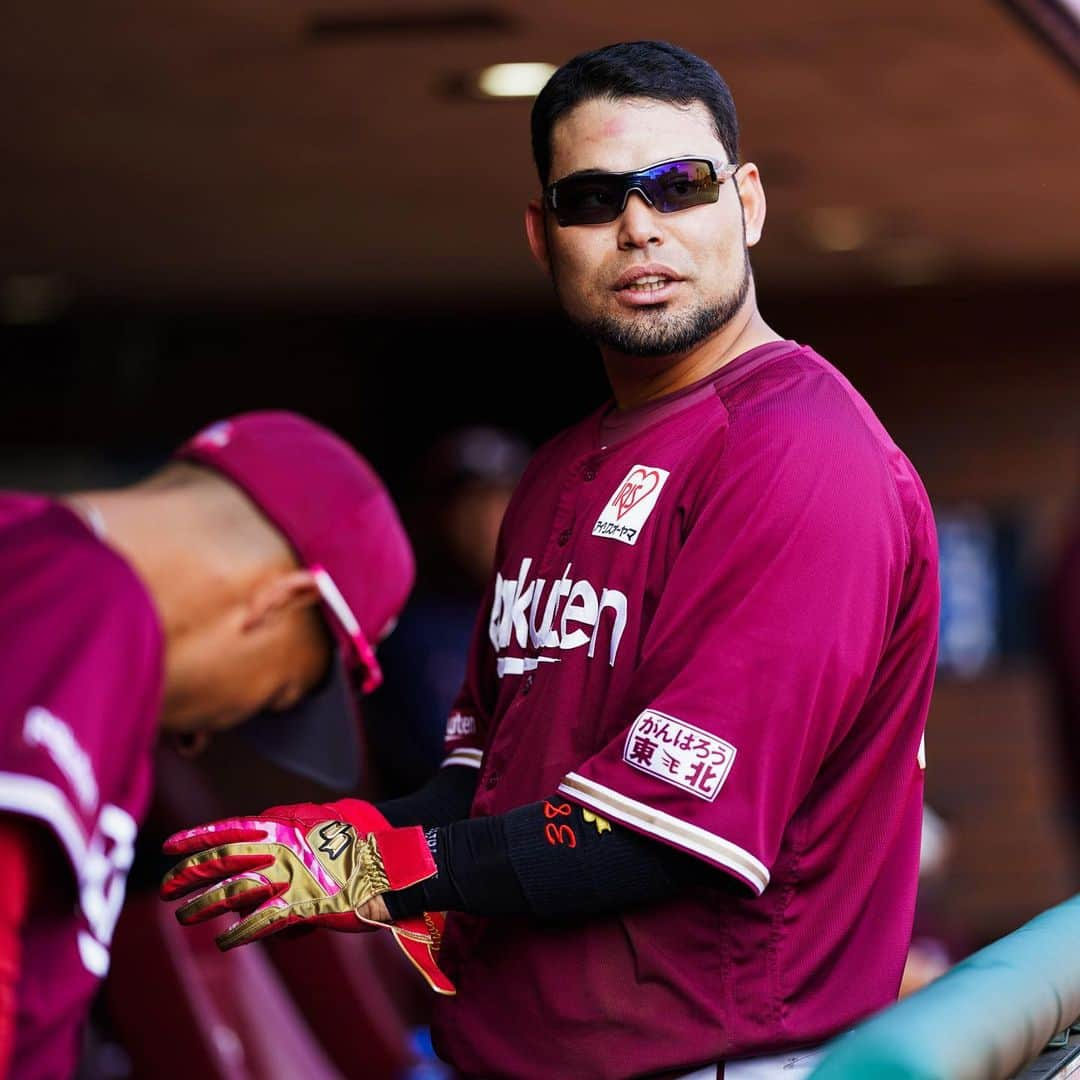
[809,893,1080,1080]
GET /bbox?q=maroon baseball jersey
[0,494,162,1079]
[433,341,939,1079]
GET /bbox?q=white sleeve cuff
[558,771,770,895]
[441,746,484,770]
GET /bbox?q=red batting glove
[161,799,455,994]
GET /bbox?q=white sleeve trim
[0,771,88,873]
[441,747,484,769]
[558,771,770,895]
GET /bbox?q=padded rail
[809,893,1080,1080]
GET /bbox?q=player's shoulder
[0,492,159,638]
[0,495,159,892]
[0,492,163,778]
[714,345,931,533]
[723,345,876,437]
[720,345,911,477]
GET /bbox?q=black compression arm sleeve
[375,765,479,828]
[383,796,725,922]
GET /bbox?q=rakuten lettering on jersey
[487,557,628,676]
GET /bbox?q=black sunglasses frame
[545,157,740,227]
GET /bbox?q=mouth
[622,275,673,293]
[613,265,684,307]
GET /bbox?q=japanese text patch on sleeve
[622,709,736,802]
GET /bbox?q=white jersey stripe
[558,771,770,894]
[442,748,484,769]
[0,771,88,872]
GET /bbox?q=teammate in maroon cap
[0,411,414,1078]
[162,42,940,1080]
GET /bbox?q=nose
[617,188,663,250]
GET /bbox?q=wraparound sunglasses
[545,157,739,227]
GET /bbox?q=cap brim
[237,652,361,791]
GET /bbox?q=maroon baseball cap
[174,411,415,790]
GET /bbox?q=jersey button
[557,528,571,546]
[583,466,596,481]
[484,770,500,789]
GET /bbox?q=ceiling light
[473,62,555,100]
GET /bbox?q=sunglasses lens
[644,159,720,213]
[551,160,723,226]
[552,176,624,226]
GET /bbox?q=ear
[242,569,322,632]
[525,198,551,274]
[169,731,212,758]
[734,162,767,248]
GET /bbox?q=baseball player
[0,411,415,1078]
[162,42,940,1079]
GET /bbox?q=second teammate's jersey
[0,494,163,1080]
[432,341,939,1079]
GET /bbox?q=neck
[600,297,782,411]
[60,480,272,648]
[62,491,213,643]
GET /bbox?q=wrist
[358,895,392,923]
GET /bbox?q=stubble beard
[558,248,752,359]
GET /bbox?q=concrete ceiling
[1,1,1077,311]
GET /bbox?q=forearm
[375,763,479,828]
[383,796,720,922]
[160,784,724,997]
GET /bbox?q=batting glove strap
[160,800,436,950]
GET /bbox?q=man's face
[530,97,763,358]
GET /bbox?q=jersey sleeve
[0,504,162,887]
[440,581,497,772]
[441,499,524,772]
[558,403,911,895]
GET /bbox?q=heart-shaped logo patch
[611,467,662,519]
[593,464,671,547]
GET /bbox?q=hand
[160,799,433,949]
[160,799,456,994]
[358,895,392,923]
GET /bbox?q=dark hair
[530,40,739,186]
